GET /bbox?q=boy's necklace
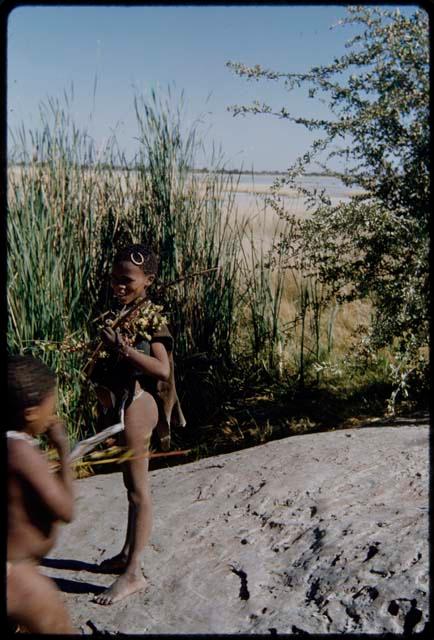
[6,430,39,446]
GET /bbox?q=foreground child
[7,355,76,634]
[88,242,178,605]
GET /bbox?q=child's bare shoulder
[8,437,72,523]
[8,438,48,474]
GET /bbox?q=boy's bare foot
[93,572,146,605]
[98,553,128,574]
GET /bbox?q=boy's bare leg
[95,391,157,605]
[98,500,134,573]
[98,399,144,573]
[98,398,139,573]
[7,561,76,634]
[97,393,139,574]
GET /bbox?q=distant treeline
[192,168,335,177]
[10,161,333,178]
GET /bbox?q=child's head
[8,355,57,435]
[111,243,158,304]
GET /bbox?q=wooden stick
[51,447,192,472]
[68,422,125,463]
[155,266,219,292]
[89,448,192,464]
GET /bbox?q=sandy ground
[42,416,429,635]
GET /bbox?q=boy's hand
[46,419,69,454]
[101,327,124,352]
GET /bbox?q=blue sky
[7,4,418,171]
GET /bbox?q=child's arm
[8,424,74,523]
[101,327,170,381]
[46,420,74,512]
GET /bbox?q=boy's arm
[121,340,170,381]
[8,434,74,524]
[101,327,170,381]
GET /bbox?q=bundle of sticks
[83,267,218,378]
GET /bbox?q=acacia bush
[227,5,429,410]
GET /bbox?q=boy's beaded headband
[131,251,145,266]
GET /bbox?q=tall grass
[131,90,243,364]
[7,88,375,447]
[237,208,287,377]
[7,90,248,440]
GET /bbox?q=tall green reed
[238,233,279,375]
[8,88,246,439]
[130,90,243,365]
[8,96,116,440]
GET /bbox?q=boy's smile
[111,261,155,305]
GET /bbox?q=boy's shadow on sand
[41,557,107,595]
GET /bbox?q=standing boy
[88,242,181,604]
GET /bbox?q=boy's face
[24,390,57,437]
[111,261,155,305]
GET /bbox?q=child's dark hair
[114,243,158,275]
[8,355,56,427]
